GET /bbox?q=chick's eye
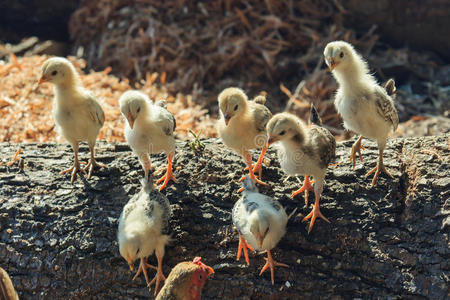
[234,105,238,111]
[137,107,141,113]
[199,274,203,280]
[51,70,58,76]
[280,130,286,136]
[339,52,344,58]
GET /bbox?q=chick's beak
[328,58,337,71]
[38,75,48,85]
[224,115,231,126]
[267,136,276,146]
[127,113,135,129]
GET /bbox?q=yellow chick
[217,87,272,190]
[324,41,398,186]
[38,57,105,183]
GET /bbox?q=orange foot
[60,162,84,183]
[133,257,157,286]
[148,255,166,296]
[349,136,365,169]
[236,234,255,265]
[365,160,393,187]
[302,200,330,234]
[238,171,268,192]
[291,175,314,206]
[83,159,106,179]
[157,155,177,191]
[259,250,288,285]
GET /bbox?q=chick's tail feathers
[383,79,396,98]
[309,104,322,126]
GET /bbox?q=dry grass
[0,55,215,143]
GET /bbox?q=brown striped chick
[119,90,176,191]
[267,106,336,233]
[38,57,105,183]
[217,87,272,191]
[324,41,398,186]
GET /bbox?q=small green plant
[188,130,205,153]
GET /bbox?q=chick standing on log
[217,88,272,190]
[267,106,336,233]
[324,41,398,186]
[119,90,176,191]
[232,175,288,285]
[118,173,171,295]
[156,257,214,300]
[38,57,105,183]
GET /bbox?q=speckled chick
[324,40,398,186]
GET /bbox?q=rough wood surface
[0,136,448,299]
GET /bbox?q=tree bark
[0,136,448,299]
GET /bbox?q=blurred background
[0,0,449,143]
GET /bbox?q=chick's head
[249,212,270,248]
[267,113,304,145]
[323,41,355,71]
[119,90,149,129]
[118,233,141,271]
[218,87,248,125]
[189,257,214,299]
[39,57,78,85]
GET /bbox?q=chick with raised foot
[38,57,105,183]
[119,90,176,191]
[118,173,171,295]
[324,41,398,186]
[232,175,288,285]
[217,88,272,191]
[267,106,336,233]
[156,257,214,300]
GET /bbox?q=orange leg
[302,189,330,234]
[365,142,393,186]
[291,175,314,206]
[236,234,255,265]
[249,146,268,179]
[259,249,288,285]
[148,253,166,296]
[349,136,365,169]
[157,154,177,191]
[133,257,157,286]
[60,142,85,183]
[238,151,268,192]
[83,141,106,179]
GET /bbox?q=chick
[217,88,272,190]
[156,257,214,300]
[38,57,105,183]
[324,41,398,186]
[119,90,176,191]
[267,106,336,233]
[118,173,171,295]
[232,175,288,285]
[0,267,19,300]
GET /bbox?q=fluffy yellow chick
[324,41,398,186]
[119,90,176,191]
[217,87,272,190]
[38,57,105,183]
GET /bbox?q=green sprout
[188,129,205,153]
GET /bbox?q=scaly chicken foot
[133,257,157,286]
[157,154,177,191]
[291,175,314,205]
[365,150,393,186]
[259,250,288,285]
[148,254,166,296]
[236,234,255,265]
[349,136,365,169]
[302,193,330,234]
